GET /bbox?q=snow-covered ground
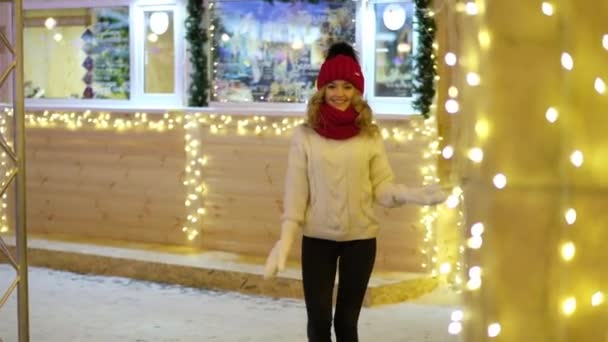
[0,266,459,341]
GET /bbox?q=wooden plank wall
[22,113,434,272]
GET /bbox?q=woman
[264,42,447,342]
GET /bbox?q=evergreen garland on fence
[185,0,208,106]
[412,0,437,118]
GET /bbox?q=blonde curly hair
[305,86,379,137]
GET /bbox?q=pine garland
[413,0,437,118]
[185,0,208,107]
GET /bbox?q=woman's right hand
[263,221,300,279]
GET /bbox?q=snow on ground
[0,265,459,342]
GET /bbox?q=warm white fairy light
[594,77,606,94]
[603,34,608,50]
[487,323,501,338]
[545,107,559,123]
[562,297,577,316]
[466,72,481,86]
[478,28,492,50]
[448,322,463,335]
[467,147,484,163]
[465,1,479,15]
[541,2,554,16]
[564,208,577,225]
[448,86,459,98]
[445,52,458,66]
[474,119,490,139]
[440,262,452,274]
[561,52,574,70]
[448,310,464,335]
[442,145,455,159]
[471,222,485,236]
[569,150,583,167]
[560,241,576,261]
[445,99,460,114]
[592,291,604,306]
[493,173,507,189]
[467,266,482,290]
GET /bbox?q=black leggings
[301,236,376,342]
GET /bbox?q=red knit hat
[316,43,365,94]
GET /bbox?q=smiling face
[324,80,356,111]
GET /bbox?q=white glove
[395,184,448,206]
[263,221,300,279]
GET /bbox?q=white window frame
[23,0,185,111]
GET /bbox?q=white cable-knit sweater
[282,124,406,242]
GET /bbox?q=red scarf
[314,103,360,140]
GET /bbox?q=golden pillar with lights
[439,0,608,340]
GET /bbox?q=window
[211,0,356,104]
[210,0,417,114]
[361,0,416,114]
[23,0,183,109]
[24,7,130,100]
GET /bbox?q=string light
[560,241,576,261]
[492,173,507,189]
[591,291,604,306]
[594,77,606,94]
[541,2,554,16]
[487,322,501,338]
[545,107,559,123]
[562,297,577,316]
[564,208,577,225]
[561,52,574,70]
[445,52,458,66]
[569,150,583,167]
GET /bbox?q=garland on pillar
[185,0,208,106]
[413,0,437,118]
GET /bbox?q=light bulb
[442,145,454,159]
[594,77,606,94]
[466,72,481,86]
[44,17,57,30]
[445,52,458,66]
[451,310,464,321]
[562,297,576,316]
[448,86,459,98]
[487,323,501,338]
[570,150,583,167]
[493,173,507,189]
[440,263,452,274]
[475,119,490,139]
[445,99,460,114]
[565,208,576,225]
[468,147,484,163]
[561,242,575,261]
[467,236,483,249]
[545,107,559,123]
[592,291,604,306]
[561,52,574,70]
[541,2,554,16]
[448,322,462,335]
[471,222,485,236]
[465,2,479,15]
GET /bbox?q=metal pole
[14,0,30,340]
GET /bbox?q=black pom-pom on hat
[325,42,359,63]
